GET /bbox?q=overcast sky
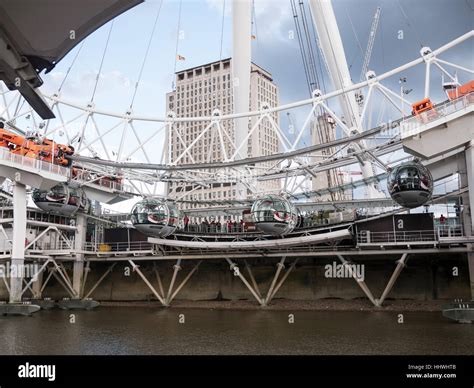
[39,0,473,118]
[32,0,471,157]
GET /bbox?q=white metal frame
[0,31,472,203]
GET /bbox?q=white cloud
[40,69,133,103]
[253,0,293,43]
[205,0,292,43]
[205,0,229,16]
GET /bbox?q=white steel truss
[0,31,472,203]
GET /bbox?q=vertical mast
[232,0,251,199]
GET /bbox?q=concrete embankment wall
[0,254,471,302]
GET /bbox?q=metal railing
[400,92,474,139]
[184,223,252,234]
[0,206,74,225]
[83,241,153,252]
[0,146,69,176]
[0,239,12,253]
[28,240,73,251]
[357,230,438,244]
[25,240,153,253]
[437,225,464,239]
[72,170,134,193]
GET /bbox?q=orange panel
[447,80,474,100]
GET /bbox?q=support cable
[58,41,85,94]
[300,0,321,91]
[396,0,424,48]
[172,0,184,81]
[219,0,226,60]
[129,0,164,110]
[308,4,327,96]
[345,7,365,75]
[90,20,115,102]
[252,0,260,53]
[290,0,313,97]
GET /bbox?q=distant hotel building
[166,58,280,210]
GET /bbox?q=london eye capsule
[32,184,90,215]
[388,162,433,208]
[251,195,298,235]
[130,199,180,237]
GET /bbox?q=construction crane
[287,112,296,135]
[360,7,381,82]
[356,7,381,110]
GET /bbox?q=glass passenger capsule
[32,184,90,215]
[387,162,433,208]
[250,195,298,235]
[130,199,180,237]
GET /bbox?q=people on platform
[180,214,314,234]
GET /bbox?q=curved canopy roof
[0,0,143,118]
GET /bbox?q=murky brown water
[0,307,472,355]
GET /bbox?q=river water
[0,307,472,355]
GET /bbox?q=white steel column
[9,181,27,303]
[232,0,251,199]
[72,213,87,298]
[424,61,431,98]
[308,0,379,199]
[464,141,474,298]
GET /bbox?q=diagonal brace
[337,255,378,306]
[377,254,409,306]
[226,258,264,305]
